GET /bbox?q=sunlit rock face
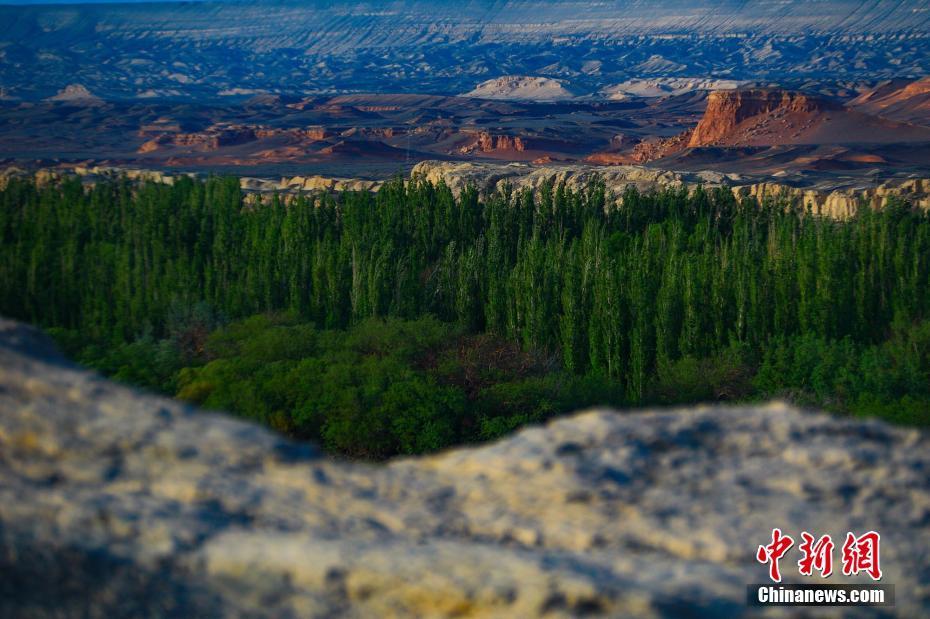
[687,90,842,148]
[411,160,930,219]
[1,317,929,617]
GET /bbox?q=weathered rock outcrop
[680,87,930,149]
[733,179,930,219]
[688,90,840,148]
[2,317,929,617]
[44,84,104,106]
[628,130,694,163]
[137,124,344,154]
[459,131,528,154]
[411,160,930,219]
[602,78,745,100]
[273,175,383,193]
[171,124,258,151]
[464,76,576,102]
[0,165,194,189]
[5,161,930,221]
[411,160,688,197]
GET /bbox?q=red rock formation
[583,152,634,165]
[461,131,528,154]
[631,130,694,163]
[137,137,167,153]
[494,134,526,152]
[688,89,840,147]
[253,127,284,139]
[585,130,693,165]
[303,127,330,141]
[850,77,930,126]
[172,125,257,150]
[587,89,847,165]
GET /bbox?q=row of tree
[2,174,929,401]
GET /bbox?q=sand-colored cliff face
[733,179,930,219]
[411,160,689,197]
[2,317,930,616]
[0,165,192,190]
[411,160,930,220]
[272,175,383,193]
[4,162,930,221]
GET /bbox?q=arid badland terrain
[2,0,930,199]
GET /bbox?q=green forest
[2,175,929,457]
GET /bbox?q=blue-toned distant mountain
[1,0,929,100]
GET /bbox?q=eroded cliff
[411,160,930,219]
[688,90,842,148]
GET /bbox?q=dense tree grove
[171,314,620,458]
[1,175,928,455]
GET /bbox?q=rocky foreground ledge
[1,318,928,617]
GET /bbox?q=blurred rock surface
[1,318,927,617]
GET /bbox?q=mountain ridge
[2,1,929,99]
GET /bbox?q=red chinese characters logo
[757,529,882,582]
[797,532,834,577]
[756,528,794,583]
[841,531,882,581]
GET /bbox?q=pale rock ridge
[0,166,195,190]
[603,78,745,99]
[44,84,104,105]
[411,160,930,219]
[733,179,930,219]
[464,76,577,101]
[411,160,688,197]
[272,175,383,193]
[2,318,930,616]
[4,162,930,220]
